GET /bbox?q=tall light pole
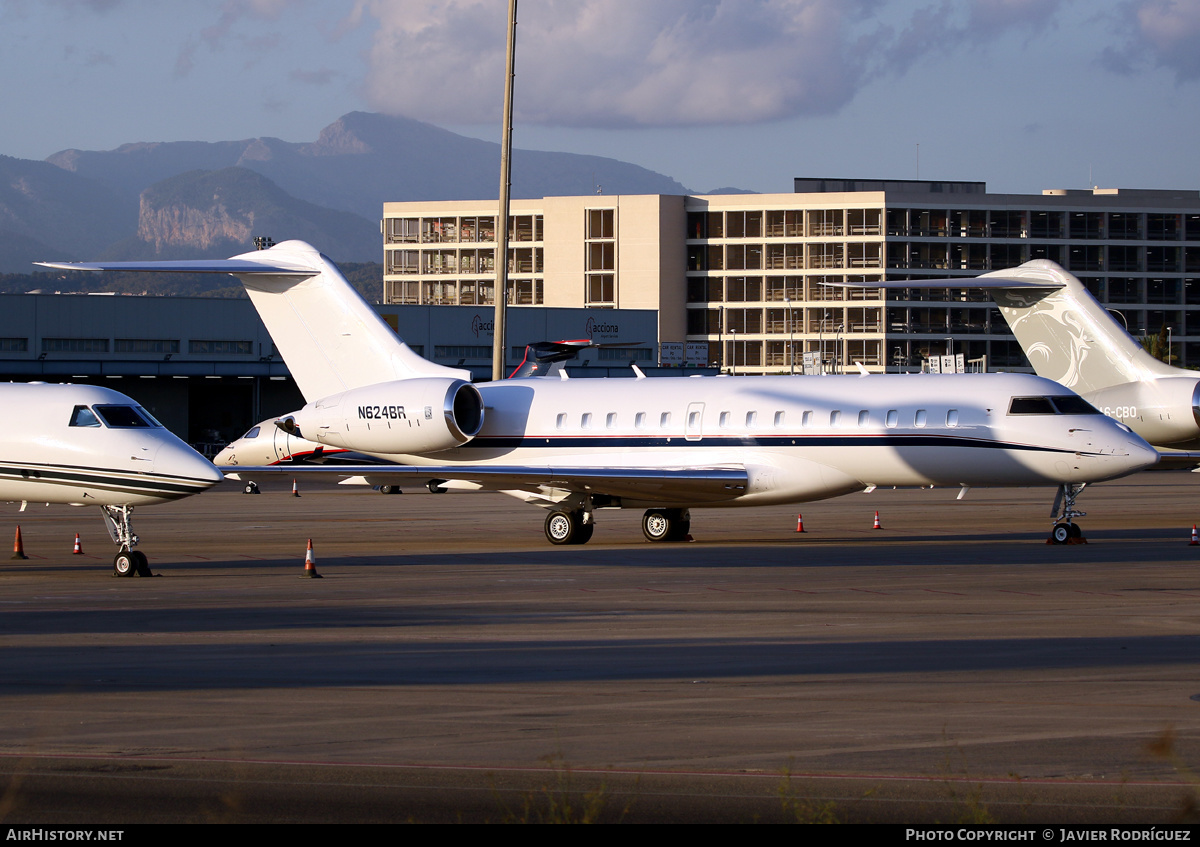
[491,0,518,382]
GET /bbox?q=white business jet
[0,382,224,575]
[858,261,1200,460]
[40,242,1157,546]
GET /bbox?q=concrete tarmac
[2,473,1200,823]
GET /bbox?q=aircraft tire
[545,510,580,545]
[113,551,137,577]
[642,510,672,542]
[378,485,400,495]
[670,519,691,542]
[1051,523,1072,544]
[1069,524,1083,538]
[427,480,447,494]
[575,522,594,544]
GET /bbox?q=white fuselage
[271,372,1155,508]
[0,383,224,507]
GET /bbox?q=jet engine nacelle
[282,378,484,455]
[1087,376,1200,449]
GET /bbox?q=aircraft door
[273,426,292,462]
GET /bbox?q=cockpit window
[93,405,154,428]
[69,405,101,428]
[135,405,164,427]
[243,426,261,440]
[1008,397,1057,415]
[1008,396,1102,416]
[1048,395,1102,416]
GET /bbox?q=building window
[188,340,252,355]
[43,338,108,353]
[587,274,615,305]
[434,346,491,360]
[385,218,420,243]
[598,347,652,361]
[114,339,180,354]
[587,208,614,239]
[0,338,28,352]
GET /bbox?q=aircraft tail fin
[40,240,469,401]
[979,261,1181,394]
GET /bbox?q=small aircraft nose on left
[0,383,224,576]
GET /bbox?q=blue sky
[2,0,1198,194]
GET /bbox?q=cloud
[1103,0,1200,82]
[84,50,116,67]
[289,67,338,85]
[353,0,1076,128]
[175,0,302,76]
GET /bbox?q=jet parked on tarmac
[41,242,1158,545]
[0,382,223,575]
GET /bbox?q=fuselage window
[746,411,757,428]
[606,412,617,429]
[830,410,842,427]
[688,411,700,429]
[93,405,153,428]
[69,405,101,428]
[947,409,959,427]
[635,412,646,429]
[660,412,671,428]
[581,412,592,429]
[556,413,566,430]
[915,409,927,428]
[774,411,785,427]
[857,410,869,427]
[885,410,898,428]
[801,410,812,427]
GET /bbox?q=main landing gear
[544,509,594,545]
[102,505,152,577]
[540,506,694,545]
[641,508,691,543]
[1049,483,1087,545]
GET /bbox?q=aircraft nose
[213,444,236,466]
[1128,438,1160,471]
[156,441,225,489]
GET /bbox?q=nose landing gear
[103,505,153,576]
[1049,483,1087,545]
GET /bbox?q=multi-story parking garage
[384,179,1200,374]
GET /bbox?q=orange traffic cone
[300,538,322,578]
[292,479,301,498]
[1190,525,1198,546]
[11,526,27,560]
[72,533,83,555]
[795,514,806,533]
[872,511,882,530]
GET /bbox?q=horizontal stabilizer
[827,277,1063,289]
[36,259,315,276]
[38,240,469,400]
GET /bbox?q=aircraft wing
[825,277,1064,290]
[222,464,749,504]
[1154,451,1200,471]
